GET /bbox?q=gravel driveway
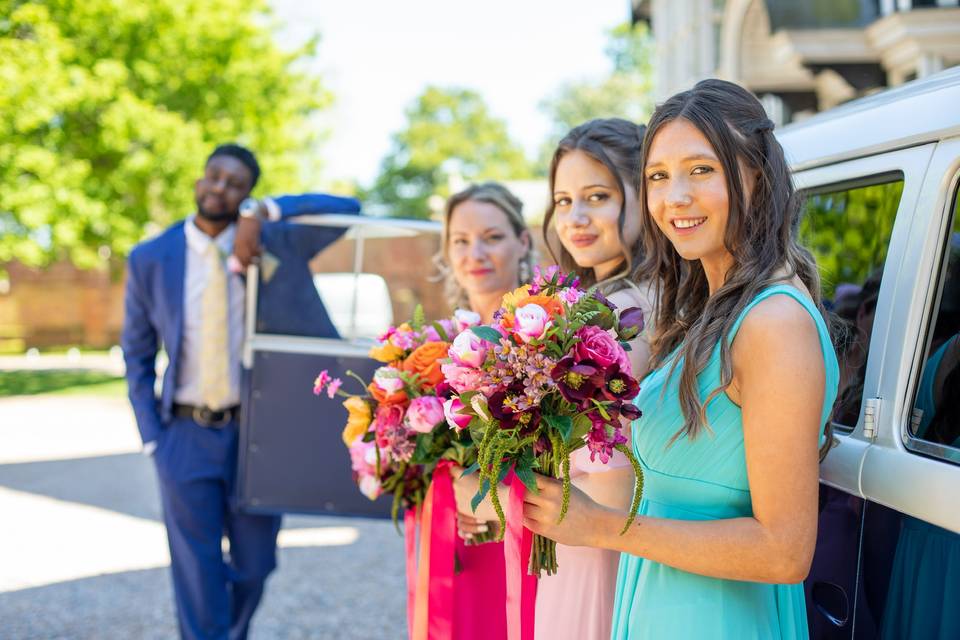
[0,395,407,639]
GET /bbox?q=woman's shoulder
[606,279,656,313]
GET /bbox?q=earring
[518,260,531,285]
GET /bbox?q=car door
[849,137,960,640]
[790,143,936,639]
[235,215,443,518]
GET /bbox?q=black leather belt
[173,403,240,428]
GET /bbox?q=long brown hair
[639,79,830,451]
[543,118,647,294]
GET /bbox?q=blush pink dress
[533,446,631,640]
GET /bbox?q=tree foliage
[366,86,534,219]
[538,22,654,167]
[0,0,330,267]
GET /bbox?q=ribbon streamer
[505,469,538,640]
[412,461,457,639]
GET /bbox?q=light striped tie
[200,242,231,410]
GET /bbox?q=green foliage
[800,180,903,299]
[365,86,534,219]
[537,22,654,169]
[0,0,331,267]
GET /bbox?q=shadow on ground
[0,543,406,640]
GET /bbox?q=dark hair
[638,79,830,451]
[207,143,261,188]
[543,118,647,292]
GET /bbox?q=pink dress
[533,447,631,640]
[453,537,508,639]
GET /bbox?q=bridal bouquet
[442,266,645,576]
[313,306,491,535]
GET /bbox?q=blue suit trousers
[153,416,281,640]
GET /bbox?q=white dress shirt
[174,217,246,407]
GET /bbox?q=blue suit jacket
[121,193,360,445]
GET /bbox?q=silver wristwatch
[239,197,263,220]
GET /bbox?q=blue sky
[270,0,633,187]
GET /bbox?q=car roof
[777,66,960,172]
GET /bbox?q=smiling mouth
[672,217,706,230]
[570,235,598,247]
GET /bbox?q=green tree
[538,22,654,167]
[366,86,534,219]
[0,0,330,268]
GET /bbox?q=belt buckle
[192,406,231,428]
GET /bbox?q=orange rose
[402,341,450,390]
[522,294,565,318]
[367,381,408,406]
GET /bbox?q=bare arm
[524,296,825,583]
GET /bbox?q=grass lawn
[0,369,127,397]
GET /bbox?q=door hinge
[863,397,881,440]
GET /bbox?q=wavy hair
[543,118,647,294]
[433,182,534,309]
[638,79,832,454]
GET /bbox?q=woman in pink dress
[534,118,653,640]
[435,182,535,639]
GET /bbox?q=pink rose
[443,397,472,432]
[514,303,552,343]
[574,325,631,374]
[454,309,482,332]
[449,330,488,368]
[441,361,484,394]
[373,367,405,394]
[405,396,445,434]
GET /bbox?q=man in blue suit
[121,143,359,639]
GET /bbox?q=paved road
[0,395,406,639]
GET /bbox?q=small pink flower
[441,361,483,394]
[559,287,584,305]
[443,397,472,432]
[358,474,382,500]
[392,329,416,350]
[513,303,552,343]
[449,331,488,368]
[454,309,482,332]
[405,396,445,434]
[313,370,331,395]
[326,378,343,399]
[373,367,405,394]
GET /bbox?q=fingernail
[464,533,473,539]
[476,524,489,533]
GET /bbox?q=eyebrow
[450,228,505,235]
[553,183,613,195]
[646,153,719,167]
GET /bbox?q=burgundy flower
[551,356,604,407]
[608,402,642,422]
[599,364,640,403]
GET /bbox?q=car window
[799,177,904,431]
[908,179,960,458]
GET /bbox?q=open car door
[236,214,443,517]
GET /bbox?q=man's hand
[233,213,263,271]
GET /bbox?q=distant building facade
[633,0,960,123]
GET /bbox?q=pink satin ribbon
[505,469,538,640]
[412,461,457,639]
[405,507,418,639]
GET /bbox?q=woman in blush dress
[534,118,654,640]
[522,79,840,640]
[434,182,535,640]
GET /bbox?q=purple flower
[585,413,628,463]
[617,306,645,341]
[551,356,604,406]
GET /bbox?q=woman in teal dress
[522,79,840,639]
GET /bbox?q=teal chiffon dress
[611,285,840,640]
